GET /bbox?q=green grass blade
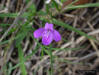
[52,0,60,11]
[18,44,27,75]
[0,12,29,18]
[65,3,99,10]
[8,43,39,72]
[52,19,96,40]
[0,23,11,27]
[49,48,54,75]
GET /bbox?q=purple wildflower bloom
[33,23,61,45]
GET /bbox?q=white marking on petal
[43,30,51,38]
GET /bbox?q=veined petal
[33,28,44,38]
[45,23,53,30]
[53,30,61,42]
[42,30,53,45]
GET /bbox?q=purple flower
[33,23,61,45]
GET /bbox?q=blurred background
[0,0,99,75]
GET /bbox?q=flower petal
[53,30,61,42]
[33,28,44,38]
[42,30,53,45]
[45,23,53,30]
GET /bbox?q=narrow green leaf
[8,43,39,72]
[0,23,11,27]
[52,19,96,41]
[18,44,27,75]
[52,0,60,11]
[0,12,29,18]
[63,3,99,11]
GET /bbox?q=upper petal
[42,30,53,45]
[53,30,61,42]
[33,28,44,38]
[45,23,53,30]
